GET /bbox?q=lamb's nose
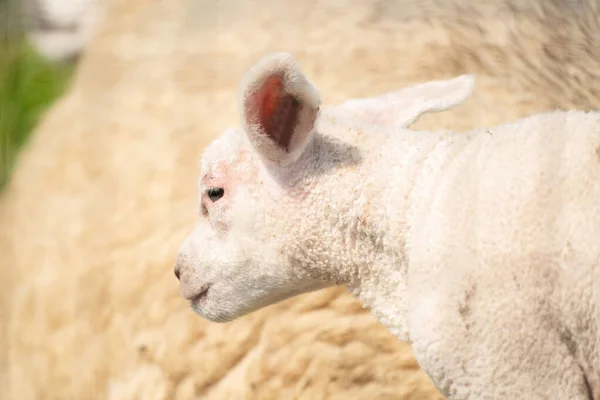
[174,266,181,280]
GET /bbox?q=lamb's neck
[341,126,458,342]
[346,252,411,341]
[340,175,412,341]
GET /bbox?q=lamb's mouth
[190,285,210,304]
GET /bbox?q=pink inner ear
[250,75,300,152]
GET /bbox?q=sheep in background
[176,52,600,399]
[23,0,105,63]
[4,0,600,399]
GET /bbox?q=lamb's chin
[190,291,247,323]
[191,303,238,323]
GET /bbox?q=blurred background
[0,0,74,189]
[2,0,600,399]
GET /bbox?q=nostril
[174,267,181,280]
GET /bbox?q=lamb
[175,52,600,399]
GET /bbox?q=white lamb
[175,52,600,399]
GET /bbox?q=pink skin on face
[200,173,228,216]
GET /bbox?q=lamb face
[174,126,332,323]
[175,52,476,323]
[174,53,330,323]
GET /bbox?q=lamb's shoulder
[406,108,600,357]
[406,109,600,311]
[406,248,594,399]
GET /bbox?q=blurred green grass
[0,33,75,190]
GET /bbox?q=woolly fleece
[3,0,600,398]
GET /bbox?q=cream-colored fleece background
[2,0,600,399]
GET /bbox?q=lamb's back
[410,110,600,262]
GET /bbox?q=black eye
[207,187,224,202]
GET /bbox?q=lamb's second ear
[337,74,476,127]
[239,53,321,167]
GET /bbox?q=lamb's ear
[239,53,321,167]
[338,74,476,127]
